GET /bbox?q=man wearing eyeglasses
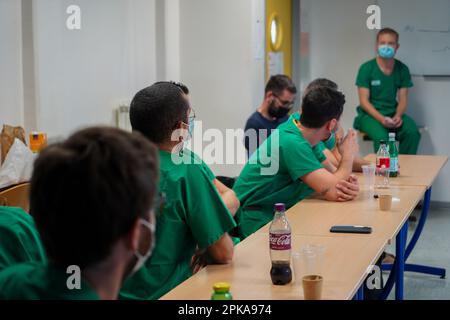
[244,75,297,157]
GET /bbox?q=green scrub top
[233,112,325,239]
[0,206,47,271]
[354,58,413,128]
[120,149,236,300]
[0,262,99,300]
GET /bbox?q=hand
[347,174,359,185]
[334,126,345,148]
[335,177,359,202]
[392,115,403,128]
[382,117,396,128]
[191,249,209,274]
[338,129,359,158]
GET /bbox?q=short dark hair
[305,78,338,93]
[376,28,399,43]
[130,82,190,144]
[300,86,345,128]
[30,127,159,269]
[265,74,297,95]
[154,81,190,95]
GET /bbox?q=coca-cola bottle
[376,140,390,170]
[376,140,390,188]
[269,203,292,285]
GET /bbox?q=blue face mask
[322,122,339,149]
[378,45,396,59]
[323,132,336,150]
[188,119,195,137]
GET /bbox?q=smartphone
[330,225,372,234]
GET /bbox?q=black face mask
[268,102,290,119]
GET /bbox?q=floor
[385,207,450,299]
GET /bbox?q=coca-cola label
[376,157,390,169]
[269,232,291,250]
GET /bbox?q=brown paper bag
[1,125,27,164]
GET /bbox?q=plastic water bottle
[388,133,399,177]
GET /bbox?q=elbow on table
[208,235,234,264]
[212,248,234,264]
[322,187,347,202]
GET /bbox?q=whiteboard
[378,0,450,75]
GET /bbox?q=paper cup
[302,275,323,300]
[379,194,393,211]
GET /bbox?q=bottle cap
[389,132,395,138]
[274,203,286,212]
[213,282,230,293]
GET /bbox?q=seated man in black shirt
[244,74,297,157]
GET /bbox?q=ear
[396,43,400,51]
[127,218,142,252]
[175,121,186,130]
[326,119,337,131]
[174,121,188,142]
[265,91,274,102]
[332,119,339,131]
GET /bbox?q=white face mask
[130,218,155,275]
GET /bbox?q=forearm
[220,190,240,216]
[207,234,234,264]
[395,89,409,118]
[323,149,339,168]
[333,153,354,181]
[395,100,408,118]
[213,178,240,216]
[360,99,385,123]
[332,147,342,163]
[322,159,337,174]
[352,157,371,172]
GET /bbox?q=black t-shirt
[244,111,288,157]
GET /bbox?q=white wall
[179,0,265,177]
[300,0,375,130]
[302,0,450,202]
[0,0,24,127]
[32,0,157,138]
[408,77,450,202]
[2,0,264,177]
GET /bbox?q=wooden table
[160,233,386,300]
[363,154,448,187]
[257,186,426,243]
[162,155,447,300]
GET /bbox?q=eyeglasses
[273,94,295,109]
[180,108,196,128]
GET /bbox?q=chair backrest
[0,183,30,213]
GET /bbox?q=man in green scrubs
[0,206,47,271]
[304,78,370,173]
[354,27,421,154]
[120,82,237,300]
[0,127,159,299]
[234,86,360,239]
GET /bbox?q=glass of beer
[29,132,47,153]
